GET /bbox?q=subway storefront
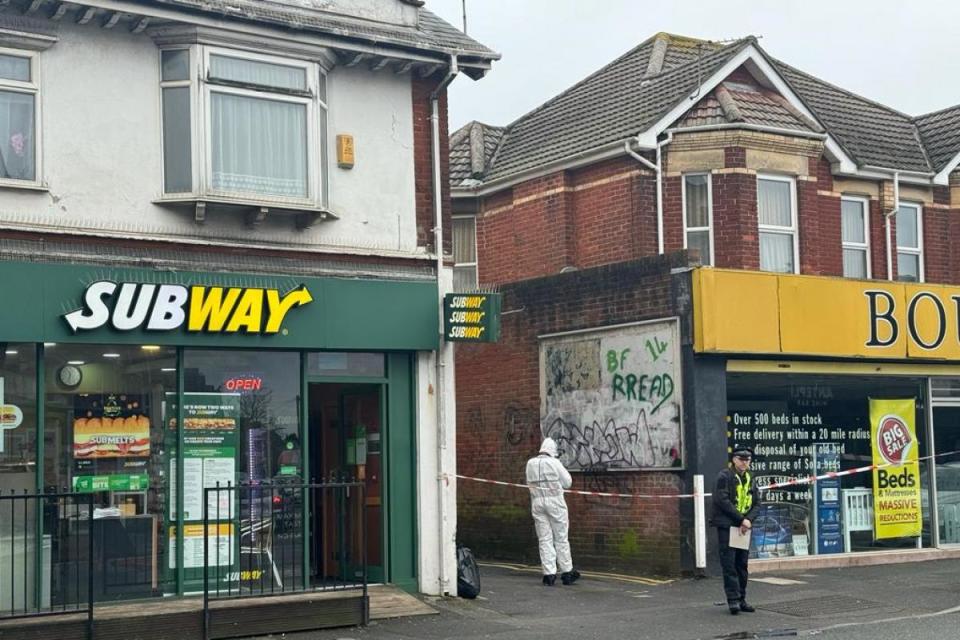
[0,259,436,606]
[694,269,960,561]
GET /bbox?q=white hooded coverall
[525,437,573,576]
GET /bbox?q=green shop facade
[0,259,437,605]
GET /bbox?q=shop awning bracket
[194,201,206,224]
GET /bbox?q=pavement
[255,558,960,640]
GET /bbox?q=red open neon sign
[224,376,263,392]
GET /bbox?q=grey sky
[426,0,960,132]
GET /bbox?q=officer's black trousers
[716,527,749,605]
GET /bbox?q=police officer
[710,445,761,615]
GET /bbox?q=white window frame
[896,201,924,283]
[681,172,714,266]
[452,214,479,291]
[757,173,799,274]
[0,47,42,190]
[159,45,328,209]
[158,47,193,195]
[840,195,871,279]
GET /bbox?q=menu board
[166,393,239,522]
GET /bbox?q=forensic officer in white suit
[525,437,581,586]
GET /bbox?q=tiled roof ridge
[480,38,750,181]
[914,103,960,123]
[450,120,503,147]
[911,122,934,171]
[771,58,916,122]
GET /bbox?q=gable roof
[454,32,960,190]
[484,34,749,182]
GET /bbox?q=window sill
[0,180,48,193]
[154,195,338,230]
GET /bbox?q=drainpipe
[429,55,458,596]
[885,172,900,281]
[624,133,671,255]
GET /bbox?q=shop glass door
[307,382,384,585]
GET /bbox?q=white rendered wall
[416,265,457,597]
[0,20,418,254]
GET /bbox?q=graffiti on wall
[540,320,683,470]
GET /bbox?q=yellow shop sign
[693,269,960,360]
[64,282,313,335]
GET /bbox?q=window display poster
[73,393,150,459]
[812,443,843,554]
[869,398,922,539]
[168,524,234,569]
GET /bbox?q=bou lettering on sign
[64,281,313,335]
[869,398,923,540]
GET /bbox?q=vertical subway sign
[443,293,501,342]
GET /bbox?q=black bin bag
[456,543,481,599]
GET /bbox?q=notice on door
[869,398,922,539]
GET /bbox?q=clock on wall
[58,365,83,389]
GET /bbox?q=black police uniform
[710,453,761,613]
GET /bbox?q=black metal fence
[0,491,94,636]
[202,481,367,637]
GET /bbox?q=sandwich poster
[73,394,151,458]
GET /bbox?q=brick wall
[456,253,691,576]
[412,74,452,255]
[469,145,960,287]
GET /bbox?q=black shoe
[542,574,556,586]
[561,570,581,585]
[728,606,740,615]
[739,601,755,613]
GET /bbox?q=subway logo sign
[443,293,501,342]
[64,281,313,335]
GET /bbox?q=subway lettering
[64,281,313,334]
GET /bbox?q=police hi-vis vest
[735,471,753,514]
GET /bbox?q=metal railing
[0,491,94,638]
[202,480,368,638]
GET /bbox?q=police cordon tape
[453,448,960,500]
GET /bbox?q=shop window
[896,202,924,282]
[159,47,328,208]
[727,373,931,557]
[0,343,36,493]
[306,352,385,378]
[43,344,176,601]
[841,196,870,279]
[683,173,713,266]
[452,215,478,291]
[757,175,798,274]
[0,49,39,186]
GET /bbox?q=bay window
[683,173,713,265]
[160,47,328,208]
[757,175,798,274]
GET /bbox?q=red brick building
[451,33,960,575]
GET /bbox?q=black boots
[730,600,755,614]
[543,570,580,586]
[561,570,581,585]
